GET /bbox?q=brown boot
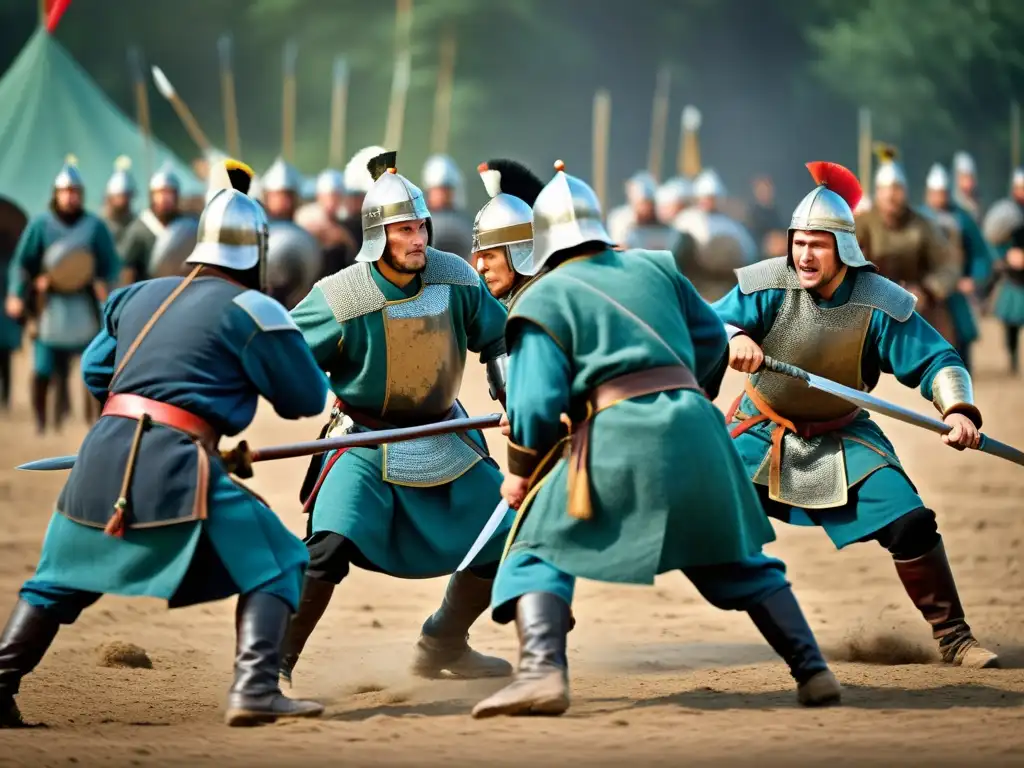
[412,570,512,679]
[471,592,571,719]
[894,540,999,669]
[279,577,335,686]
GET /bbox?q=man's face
[474,246,515,298]
[656,200,685,224]
[753,178,774,206]
[875,183,907,218]
[925,188,949,211]
[697,195,717,213]
[151,188,178,216]
[957,172,977,196]
[265,190,296,219]
[791,229,842,291]
[383,219,428,273]
[106,192,131,213]
[56,187,83,214]
[1013,183,1024,205]
[632,198,655,223]
[427,186,454,211]
[317,191,344,217]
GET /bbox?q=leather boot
[411,570,512,679]
[471,592,571,719]
[894,540,999,669]
[278,577,335,686]
[0,600,61,728]
[747,586,842,707]
[30,375,49,435]
[224,592,324,727]
[0,351,10,411]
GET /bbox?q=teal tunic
[499,248,775,587]
[713,267,965,547]
[0,257,21,351]
[20,276,328,614]
[8,211,121,353]
[290,250,513,578]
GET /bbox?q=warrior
[672,168,758,301]
[282,151,514,686]
[749,175,788,259]
[421,154,474,259]
[118,167,191,284]
[472,159,545,308]
[338,145,387,253]
[0,160,328,729]
[102,156,137,246]
[473,161,842,719]
[922,163,996,372]
[5,159,121,434]
[855,149,960,345]
[294,169,358,278]
[606,171,656,244]
[713,161,998,670]
[260,158,322,309]
[953,151,982,222]
[988,169,1024,373]
[654,176,692,226]
[615,173,682,253]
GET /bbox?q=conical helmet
[527,160,614,276]
[105,155,136,196]
[693,168,726,198]
[925,163,950,192]
[316,168,345,196]
[789,161,872,270]
[188,159,268,284]
[873,143,907,188]
[355,151,431,263]
[472,159,545,275]
[655,177,692,208]
[954,151,976,177]
[149,163,181,193]
[625,171,656,203]
[422,154,465,208]
[261,157,302,194]
[54,155,84,190]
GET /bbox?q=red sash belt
[102,393,220,452]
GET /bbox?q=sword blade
[762,356,1024,468]
[457,499,510,572]
[17,455,78,471]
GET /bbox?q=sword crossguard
[221,441,254,479]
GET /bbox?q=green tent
[0,28,202,216]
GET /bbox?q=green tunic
[290,248,513,577]
[502,248,775,586]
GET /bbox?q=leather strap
[102,393,220,452]
[110,264,202,387]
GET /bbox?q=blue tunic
[22,274,328,613]
[713,268,965,547]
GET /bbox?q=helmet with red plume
[789,161,873,270]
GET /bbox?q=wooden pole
[384,0,414,151]
[218,34,242,159]
[430,26,457,156]
[329,57,349,168]
[858,107,872,198]
[1012,101,1021,170]
[282,40,298,163]
[592,89,611,212]
[647,65,671,182]
[681,105,702,178]
[128,47,152,182]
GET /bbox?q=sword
[17,413,503,473]
[760,356,1024,468]
[457,499,509,572]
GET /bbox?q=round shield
[0,196,28,262]
[982,198,1024,246]
[149,216,200,278]
[42,230,96,293]
[266,220,323,309]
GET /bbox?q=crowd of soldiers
[0,136,1020,729]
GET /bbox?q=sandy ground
[0,320,1023,767]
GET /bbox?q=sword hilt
[759,355,810,383]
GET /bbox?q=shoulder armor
[315,262,387,324]
[232,290,299,332]
[736,257,799,294]
[848,271,917,322]
[422,247,479,286]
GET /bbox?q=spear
[592,89,611,212]
[680,105,701,178]
[384,0,414,150]
[127,46,152,182]
[17,414,504,473]
[282,40,298,163]
[151,65,213,156]
[430,25,457,156]
[647,65,671,182]
[1011,101,1021,171]
[858,107,872,198]
[218,34,242,159]
[328,56,349,168]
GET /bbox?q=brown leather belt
[565,365,704,520]
[102,393,220,452]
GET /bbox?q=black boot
[471,592,571,718]
[30,375,48,435]
[279,577,334,686]
[412,570,512,679]
[0,600,62,728]
[894,540,999,668]
[225,592,324,727]
[747,586,842,707]
[0,351,10,412]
